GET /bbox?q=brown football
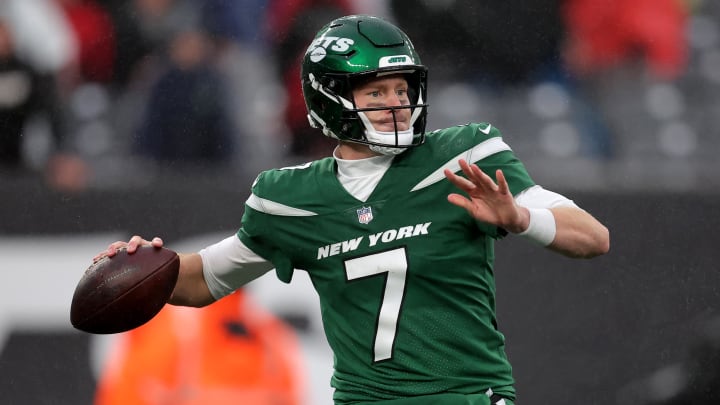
[70,245,180,334]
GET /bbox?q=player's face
[352,75,411,133]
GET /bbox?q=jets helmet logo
[308,36,355,62]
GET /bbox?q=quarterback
[98,15,609,405]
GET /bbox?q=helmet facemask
[306,68,428,155]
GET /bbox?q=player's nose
[385,93,404,107]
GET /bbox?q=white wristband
[517,208,556,246]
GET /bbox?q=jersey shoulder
[401,122,534,196]
[428,121,499,143]
[417,122,506,160]
[248,157,339,215]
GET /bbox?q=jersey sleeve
[236,172,297,283]
[515,185,579,209]
[199,235,274,300]
[468,123,536,196]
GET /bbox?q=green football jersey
[237,123,534,404]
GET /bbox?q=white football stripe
[410,137,511,192]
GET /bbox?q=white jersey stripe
[410,137,511,192]
[246,193,318,216]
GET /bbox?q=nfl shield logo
[356,206,373,224]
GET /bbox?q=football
[70,245,180,334]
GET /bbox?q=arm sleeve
[199,235,274,300]
[515,185,579,209]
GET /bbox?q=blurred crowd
[1,0,717,192]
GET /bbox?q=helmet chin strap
[357,93,424,155]
[364,124,414,156]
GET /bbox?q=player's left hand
[443,159,529,233]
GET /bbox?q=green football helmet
[301,15,428,152]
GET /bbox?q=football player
[97,15,609,405]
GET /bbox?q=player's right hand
[93,236,164,262]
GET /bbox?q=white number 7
[345,247,408,362]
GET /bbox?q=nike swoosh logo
[479,123,492,134]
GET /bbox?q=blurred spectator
[265,0,354,159]
[93,289,306,405]
[99,0,199,88]
[562,0,689,81]
[558,0,689,159]
[0,0,104,191]
[199,0,268,45]
[0,0,77,76]
[0,16,90,190]
[0,19,51,168]
[197,0,289,174]
[389,0,620,158]
[133,28,236,166]
[390,0,566,85]
[55,0,116,85]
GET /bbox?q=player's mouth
[375,116,410,132]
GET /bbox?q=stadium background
[1,0,719,404]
